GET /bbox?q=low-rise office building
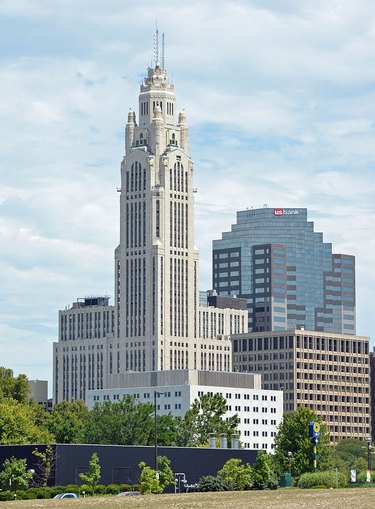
[232,329,370,442]
[86,369,283,452]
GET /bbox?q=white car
[53,493,78,499]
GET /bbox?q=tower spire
[153,27,159,68]
[153,27,165,69]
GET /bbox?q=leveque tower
[53,47,247,403]
[116,63,199,372]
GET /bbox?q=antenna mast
[161,32,165,69]
[154,28,159,67]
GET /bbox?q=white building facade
[85,370,283,452]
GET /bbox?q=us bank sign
[274,208,300,216]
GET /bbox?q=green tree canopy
[273,406,332,478]
[0,457,34,491]
[84,395,155,445]
[0,399,53,444]
[48,400,89,443]
[0,367,29,404]
[155,414,182,447]
[178,393,239,447]
[334,438,371,473]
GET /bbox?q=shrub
[39,488,52,499]
[298,471,348,489]
[15,490,28,500]
[65,484,80,493]
[0,492,13,501]
[94,484,106,495]
[252,451,278,490]
[49,486,66,498]
[267,477,279,490]
[218,458,252,491]
[80,485,93,496]
[119,483,141,492]
[197,475,230,492]
[105,483,120,494]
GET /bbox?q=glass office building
[212,207,356,335]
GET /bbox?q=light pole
[367,438,372,472]
[154,390,166,472]
[287,451,292,475]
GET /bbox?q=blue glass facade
[212,207,355,334]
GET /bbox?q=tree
[273,406,332,479]
[32,445,56,491]
[0,367,30,404]
[138,462,161,494]
[0,399,53,444]
[154,414,182,447]
[0,457,33,491]
[334,439,369,473]
[252,451,277,490]
[179,393,239,447]
[48,400,89,443]
[218,458,252,490]
[79,453,101,495]
[156,455,175,492]
[84,396,155,445]
[138,455,174,494]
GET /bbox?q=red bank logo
[274,208,299,216]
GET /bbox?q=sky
[1,0,375,389]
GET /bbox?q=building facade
[212,207,356,335]
[53,297,115,402]
[53,48,247,404]
[58,297,114,342]
[113,59,247,374]
[370,349,375,442]
[28,380,48,408]
[232,329,370,442]
[85,369,283,452]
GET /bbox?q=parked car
[116,491,140,496]
[53,493,78,499]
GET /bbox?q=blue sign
[308,421,321,444]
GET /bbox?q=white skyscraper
[113,35,248,373]
[114,60,198,372]
[53,35,247,403]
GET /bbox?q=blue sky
[1,0,374,388]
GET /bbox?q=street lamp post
[287,451,292,475]
[154,390,166,472]
[367,438,372,472]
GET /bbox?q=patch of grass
[4,488,375,509]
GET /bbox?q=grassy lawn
[3,489,375,509]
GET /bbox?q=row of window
[233,335,368,354]
[226,406,277,413]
